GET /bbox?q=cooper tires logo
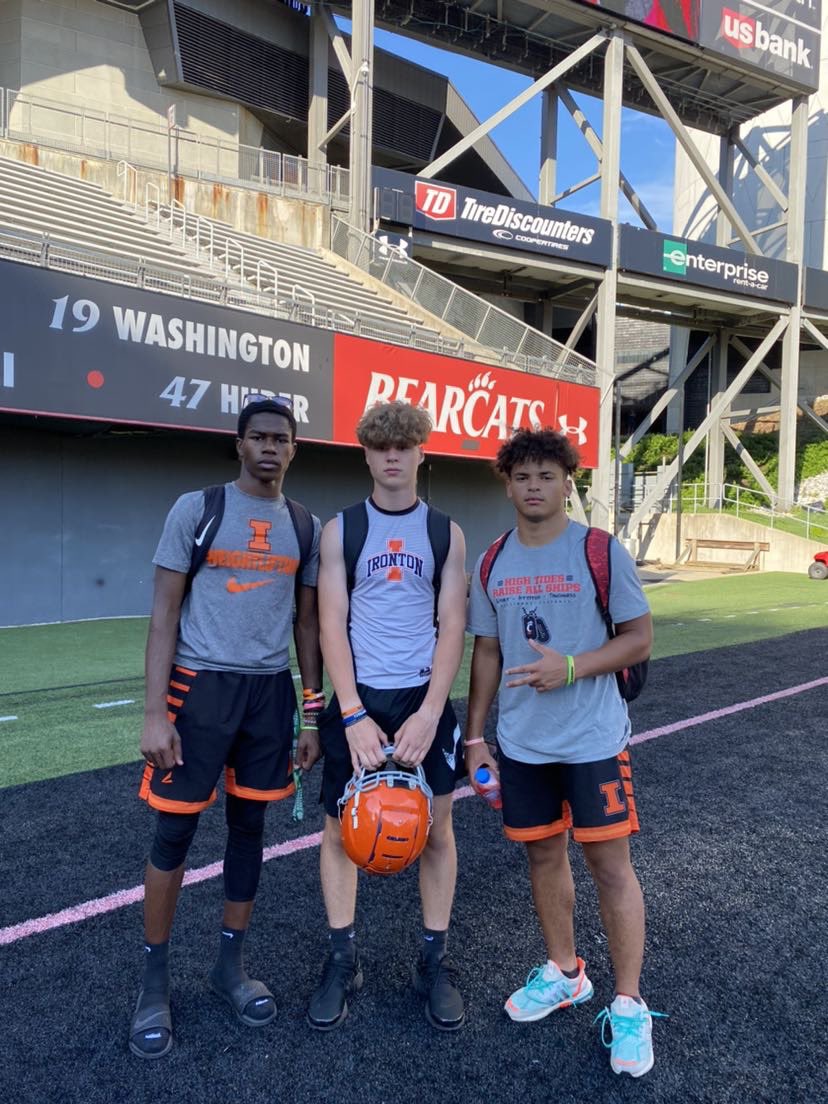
[492,229,514,241]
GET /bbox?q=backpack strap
[584,526,615,638]
[285,497,315,596]
[341,501,370,596]
[426,505,451,606]
[479,529,513,608]
[185,484,226,597]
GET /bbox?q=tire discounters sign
[619,226,798,303]
[374,167,611,268]
[0,261,334,436]
[569,1,820,93]
[332,334,600,468]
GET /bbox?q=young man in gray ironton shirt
[309,401,468,1033]
[130,395,322,1059]
[465,427,660,1078]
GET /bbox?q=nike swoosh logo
[194,516,216,547]
[226,576,276,594]
[443,724,462,771]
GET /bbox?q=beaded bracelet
[565,655,576,687]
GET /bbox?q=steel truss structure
[307,1,825,536]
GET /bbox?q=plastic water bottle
[474,767,502,810]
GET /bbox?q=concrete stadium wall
[0,138,331,249]
[0,426,515,627]
[7,0,252,144]
[633,512,824,574]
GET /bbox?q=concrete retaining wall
[633,512,825,573]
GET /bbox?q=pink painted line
[630,675,828,746]
[0,831,324,947]
[3,680,824,949]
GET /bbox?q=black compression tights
[148,796,266,901]
[223,794,267,903]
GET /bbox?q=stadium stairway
[151,202,463,346]
[0,155,205,279]
[0,155,467,352]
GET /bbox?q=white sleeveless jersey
[342,498,438,689]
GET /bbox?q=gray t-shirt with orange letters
[153,481,320,674]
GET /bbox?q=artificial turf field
[1,576,827,1104]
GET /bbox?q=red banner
[332,335,599,468]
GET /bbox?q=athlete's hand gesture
[393,704,440,767]
[295,726,321,771]
[140,714,184,770]
[505,640,568,692]
[346,715,389,771]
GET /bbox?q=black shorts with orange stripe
[318,682,462,818]
[498,746,639,844]
[139,666,297,814]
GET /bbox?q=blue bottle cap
[474,767,491,784]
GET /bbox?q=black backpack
[479,526,648,702]
[341,500,451,623]
[185,483,315,600]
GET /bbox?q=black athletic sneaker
[413,954,465,1031]
[307,950,363,1030]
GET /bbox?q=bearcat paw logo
[468,371,496,393]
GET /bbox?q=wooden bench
[688,538,772,574]
[684,538,770,572]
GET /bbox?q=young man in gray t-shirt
[129,396,322,1060]
[466,428,660,1078]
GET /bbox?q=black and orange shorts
[498,746,639,844]
[139,666,297,814]
[318,682,462,818]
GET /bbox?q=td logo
[663,241,687,275]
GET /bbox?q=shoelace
[524,965,573,995]
[421,956,459,990]
[594,1006,668,1048]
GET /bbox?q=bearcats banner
[0,260,599,465]
[0,261,334,437]
[332,334,600,468]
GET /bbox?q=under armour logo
[558,415,588,445]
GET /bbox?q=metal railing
[663,482,828,542]
[330,215,596,386]
[2,88,350,208]
[141,193,318,312]
[0,223,471,359]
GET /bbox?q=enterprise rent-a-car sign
[374,167,611,267]
[619,226,798,303]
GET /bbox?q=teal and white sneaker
[504,957,593,1023]
[594,994,667,1077]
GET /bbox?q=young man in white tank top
[308,401,468,1032]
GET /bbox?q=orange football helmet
[338,747,434,875]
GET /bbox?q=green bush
[612,428,827,497]
[800,439,828,481]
